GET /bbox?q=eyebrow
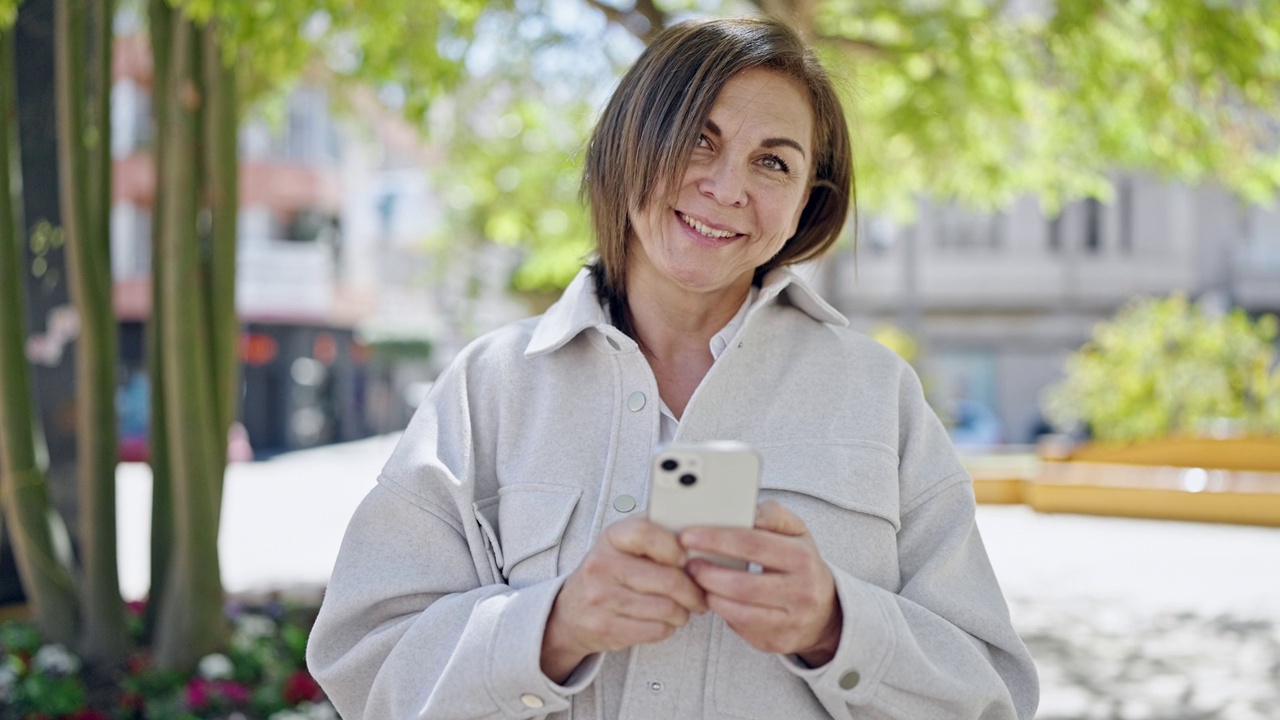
[705,119,807,159]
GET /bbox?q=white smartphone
[647,441,761,569]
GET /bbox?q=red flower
[119,690,146,713]
[125,652,151,675]
[283,669,324,705]
[69,710,113,720]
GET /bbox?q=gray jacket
[307,268,1039,719]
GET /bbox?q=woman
[308,16,1039,720]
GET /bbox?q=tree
[0,0,489,674]
[54,0,127,667]
[423,0,1280,290]
[0,2,80,649]
[1044,295,1280,442]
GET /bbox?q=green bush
[1044,294,1280,442]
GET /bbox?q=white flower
[268,702,337,720]
[231,614,277,650]
[0,662,18,703]
[32,644,80,675]
[303,701,339,720]
[197,652,234,680]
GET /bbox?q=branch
[581,0,668,43]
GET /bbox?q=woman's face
[628,67,815,300]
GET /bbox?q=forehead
[707,67,814,150]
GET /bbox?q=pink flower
[216,680,251,704]
[185,678,210,709]
[283,669,323,705]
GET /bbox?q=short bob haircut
[583,15,854,325]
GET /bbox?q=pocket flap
[495,483,582,571]
[472,495,504,581]
[758,441,901,530]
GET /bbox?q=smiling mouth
[677,211,742,240]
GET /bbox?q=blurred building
[105,24,524,455]
[830,180,1280,446]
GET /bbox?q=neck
[627,278,751,364]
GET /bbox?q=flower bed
[0,599,335,720]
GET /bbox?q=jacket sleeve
[305,362,602,720]
[780,363,1039,719]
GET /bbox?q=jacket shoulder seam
[376,473,467,536]
[901,470,970,516]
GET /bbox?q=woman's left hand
[680,500,842,667]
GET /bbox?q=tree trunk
[143,0,172,645]
[200,20,238,518]
[0,16,79,645]
[53,0,126,665]
[149,4,231,671]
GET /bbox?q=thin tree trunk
[53,0,126,665]
[0,17,79,645]
[144,0,173,644]
[151,10,226,672]
[200,20,238,522]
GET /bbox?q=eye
[695,133,712,149]
[760,154,790,173]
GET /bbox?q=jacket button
[613,494,637,513]
[838,670,861,690]
[520,693,545,709]
[627,391,646,411]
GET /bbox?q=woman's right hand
[540,515,708,683]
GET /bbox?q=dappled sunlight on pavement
[977,506,1280,719]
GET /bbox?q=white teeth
[679,212,737,239]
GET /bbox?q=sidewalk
[118,435,1280,719]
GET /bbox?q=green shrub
[1044,295,1280,442]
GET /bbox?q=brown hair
[583,15,854,330]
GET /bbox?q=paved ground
[118,435,1280,719]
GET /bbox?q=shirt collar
[524,264,847,359]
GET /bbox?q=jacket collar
[525,264,848,358]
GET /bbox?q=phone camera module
[679,473,697,486]
[661,458,679,471]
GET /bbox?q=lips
[677,211,742,240]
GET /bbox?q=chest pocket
[473,483,581,589]
[757,441,901,590]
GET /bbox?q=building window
[1084,197,1102,253]
[1118,179,1133,254]
[937,202,1000,251]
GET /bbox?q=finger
[608,589,693,628]
[685,558,792,604]
[617,560,709,615]
[704,594,801,655]
[753,500,808,537]
[606,517,687,567]
[680,526,811,571]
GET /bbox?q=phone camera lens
[661,459,678,471]
[679,473,697,486]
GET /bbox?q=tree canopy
[413,0,1280,290]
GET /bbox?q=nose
[697,156,747,207]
